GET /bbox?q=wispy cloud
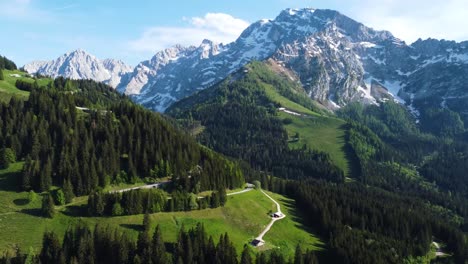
[341,0,468,43]
[129,13,250,53]
[0,0,53,22]
[52,3,79,11]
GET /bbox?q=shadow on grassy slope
[120,223,144,232]
[19,208,42,217]
[339,123,361,179]
[0,165,23,192]
[13,198,29,206]
[277,197,325,251]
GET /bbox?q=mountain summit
[24,49,132,88]
[118,8,468,122]
[23,8,468,122]
[116,8,404,112]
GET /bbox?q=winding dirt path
[110,181,171,193]
[255,190,286,243]
[227,188,253,196]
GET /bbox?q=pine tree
[219,187,227,206]
[54,189,66,205]
[136,230,151,264]
[0,69,4,81]
[206,236,216,264]
[39,231,63,263]
[24,247,36,264]
[184,233,194,264]
[62,179,75,203]
[41,194,55,218]
[151,225,167,264]
[189,193,199,210]
[40,158,52,192]
[143,212,151,232]
[28,190,37,203]
[111,202,123,216]
[96,191,105,216]
[22,156,33,190]
[211,192,220,208]
[294,244,303,264]
[240,244,253,264]
[0,148,15,169]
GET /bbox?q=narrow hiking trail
[227,188,253,196]
[255,189,286,243]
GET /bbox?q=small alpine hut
[272,212,284,218]
[251,238,265,247]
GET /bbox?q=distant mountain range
[24,8,468,122]
[24,49,132,88]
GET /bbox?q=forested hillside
[169,61,468,263]
[0,77,243,197]
[169,62,344,183]
[0,55,17,70]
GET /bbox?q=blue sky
[1,0,468,66]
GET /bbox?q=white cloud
[129,13,250,53]
[0,0,52,22]
[340,0,468,43]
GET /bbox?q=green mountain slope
[1,77,243,196]
[169,61,349,179]
[0,69,50,103]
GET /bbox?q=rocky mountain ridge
[24,49,132,88]
[119,8,468,122]
[23,8,468,123]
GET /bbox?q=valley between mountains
[0,6,467,264]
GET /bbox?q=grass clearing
[257,76,355,176]
[262,82,320,116]
[263,191,324,255]
[0,69,52,103]
[0,163,322,258]
[279,112,354,176]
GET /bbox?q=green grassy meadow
[278,110,354,176]
[0,69,51,103]
[0,163,323,258]
[262,82,320,117]
[255,75,354,176]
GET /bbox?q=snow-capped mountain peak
[29,8,468,123]
[24,49,132,88]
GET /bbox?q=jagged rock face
[270,9,404,107]
[118,27,281,111]
[120,7,467,121]
[118,8,404,112]
[24,49,132,88]
[24,8,468,122]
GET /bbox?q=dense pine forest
[0,221,318,264]
[0,78,243,197]
[0,56,17,70]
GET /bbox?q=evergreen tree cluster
[0,147,15,169]
[87,187,228,217]
[0,55,17,70]
[335,102,467,218]
[259,179,468,264]
[15,79,38,92]
[0,78,243,196]
[0,222,318,264]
